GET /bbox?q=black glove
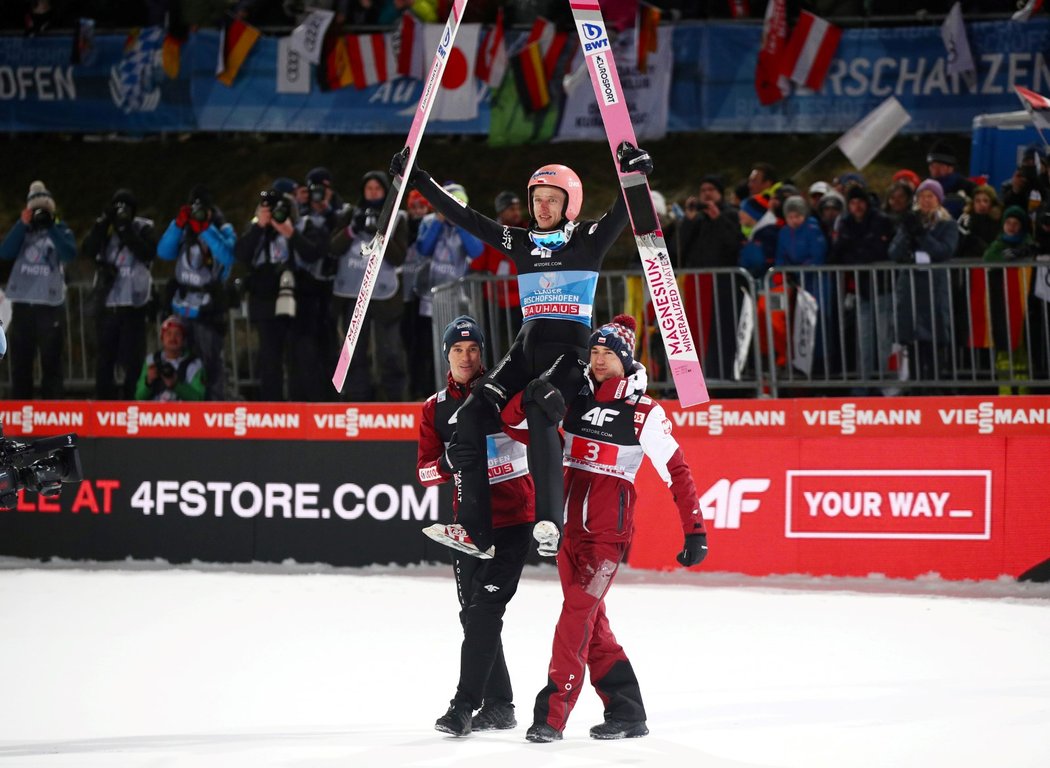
[676,532,708,567]
[524,378,566,425]
[479,380,509,413]
[901,210,924,240]
[390,147,410,178]
[351,207,378,237]
[617,141,654,175]
[439,437,482,473]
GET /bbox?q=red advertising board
[2,396,1048,580]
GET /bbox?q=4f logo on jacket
[581,407,618,427]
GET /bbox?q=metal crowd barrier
[762,260,1050,397]
[4,261,1048,400]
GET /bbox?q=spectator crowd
[2,139,1048,402]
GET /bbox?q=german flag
[216,17,260,86]
[968,265,1033,350]
[636,2,661,73]
[512,40,548,112]
[318,32,353,91]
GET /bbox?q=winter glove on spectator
[176,205,191,229]
[676,532,708,567]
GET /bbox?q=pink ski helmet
[528,164,583,223]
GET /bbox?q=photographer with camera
[82,188,157,400]
[235,184,326,401]
[0,180,77,399]
[157,184,235,400]
[135,314,205,401]
[329,170,408,402]
[290,169,346,401]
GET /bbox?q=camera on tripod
[0,427,83,510]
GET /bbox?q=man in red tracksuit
[416,315,536,737]
[504,313,709,743]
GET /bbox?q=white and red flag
[475,8,506,86]
[396,12,425,79]
[1013,0,1045,21]
[1016,85,1050,133]
[754,0,788,105]
[346,33,394,89]
[781,11,841,91]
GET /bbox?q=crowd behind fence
[3,262,1048,400]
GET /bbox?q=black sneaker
[589,719,649,740]
[435,699,473,737]
[525,722,562,743]
[471,700,516,731]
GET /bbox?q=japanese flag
[426,22,480,122]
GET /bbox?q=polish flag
[346,33,394,89]
[1016,85,1050,133]
[475,8,506,86]
[781,11,841,91]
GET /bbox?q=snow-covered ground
[1,560,1049,768]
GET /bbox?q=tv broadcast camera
[0,427,83,510]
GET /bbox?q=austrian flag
[781,11,841,91]
[1016,85,1050,132]
[346,33,394,89]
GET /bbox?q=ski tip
[332,354,351,393]
[671,363,710,408]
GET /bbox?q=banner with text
[1,397,1048,578]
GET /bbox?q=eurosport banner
[1,397,1049,578]
[0,28,193,132]
[672,17,1050,134]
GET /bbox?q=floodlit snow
[1,560,1049,768]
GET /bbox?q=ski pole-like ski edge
[332,1,468,393]
[568,0,709,406]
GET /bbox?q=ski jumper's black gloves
[617,142,654,175]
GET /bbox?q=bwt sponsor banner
[785,470,991,540]
[678,17,1050,133]
[0,401,418,440]
[0,438,451,566]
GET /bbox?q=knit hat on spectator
[306,167,333,186]
[442,315,485,361]
[926,141,957,166]
[494,190,520,214]
[187,184,213,208]
[272,177,297,196]
[741,194,770,221]
[835,172,866,190]
[892,169,922,189]
[971,184,999,205]
[27,181,55,214]
[783,195,808,217]
[1002,205,1030,234]
[846,185,869,204]
[700,174,725,194]
[443,182,468,205]
[808,180,830,198]
[916,179,944,204]
[588,314,637,371]
[818,191,845,212]
[407,189,431,212]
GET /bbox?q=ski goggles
[528,229,570,251]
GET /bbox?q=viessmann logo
[0,405,84,435]
[785,470,991,540]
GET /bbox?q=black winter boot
[589,719,649,740]
[471,700,516,731]
[525,722,562,743]
[435,699,473,736]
